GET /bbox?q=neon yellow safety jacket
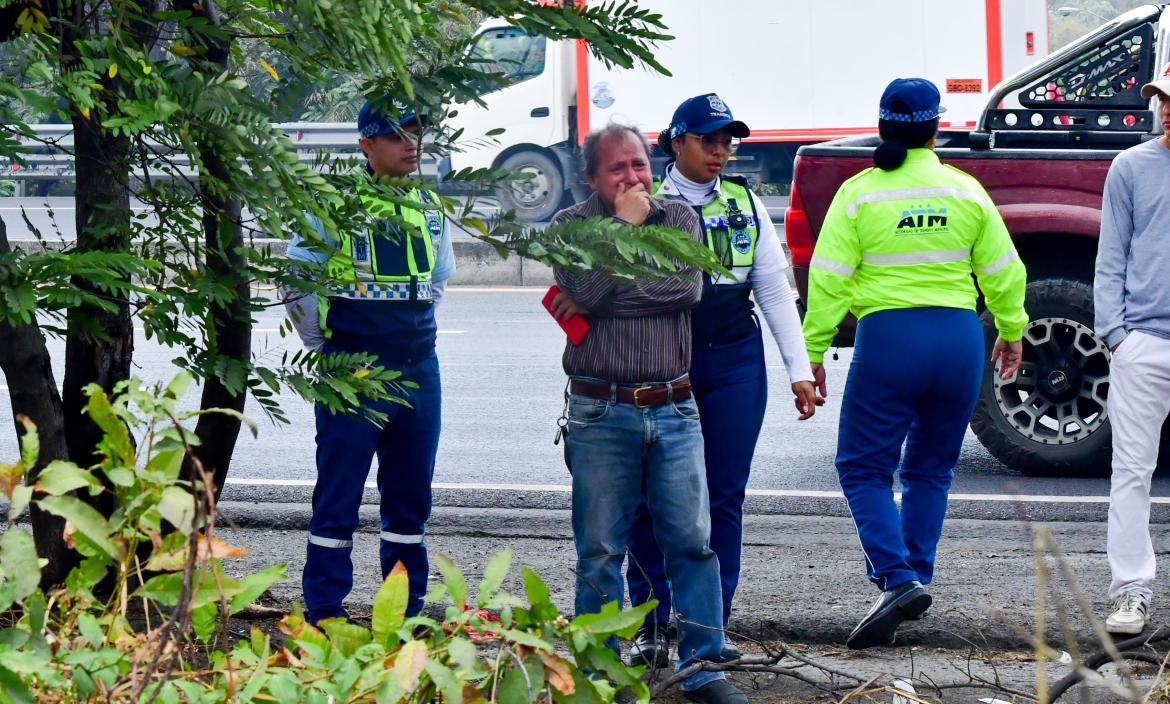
[802,149,1027,364]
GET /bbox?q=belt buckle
[632,385,656,408]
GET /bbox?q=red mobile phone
[542,285,590,346]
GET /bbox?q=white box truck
[444,0,1049,221]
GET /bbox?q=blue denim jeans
[564,385,725,691]
[627,328,769,628]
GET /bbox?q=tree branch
[173,0,250,501]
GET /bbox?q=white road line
[447,287,544,293]
[220,477,1127,504]
[227,478,319,486]
[125,327,464,334]
[0,459,1120,503]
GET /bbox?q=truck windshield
[468,27,547,94]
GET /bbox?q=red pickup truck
[786,6,1170,477]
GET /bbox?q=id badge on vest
[351,231,374,278]
[425,211,443,248]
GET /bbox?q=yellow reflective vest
[802,149,1027,364]
[323,188,444,302]
[315,185,445,340]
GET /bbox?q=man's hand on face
[613,182,652,225]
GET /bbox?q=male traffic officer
[283,96,455,624]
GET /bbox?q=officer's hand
[614,182,651,225]
[792,381,819,420]
[551,292,589,321]
[812,363,828,404]
[991,337,1023,380]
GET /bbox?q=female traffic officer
[802,78,1027,649]
[624,93,823,667]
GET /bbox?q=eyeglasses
[686,133,740,154]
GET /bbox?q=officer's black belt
[569,376,692,409]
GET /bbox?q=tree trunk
[189,190,249,500]
[0,218,74,587]
[60,108,134,518]
[58,2,156,511]
[177,0,250,500]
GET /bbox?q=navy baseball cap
[358,97,421,139]
[666,93,750,140]
[878,78,946,123]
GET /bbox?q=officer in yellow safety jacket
[802,78,1027,650]
[283,96,455,625]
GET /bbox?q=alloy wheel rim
[993,316,1111,445]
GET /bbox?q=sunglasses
[685,133,740,154]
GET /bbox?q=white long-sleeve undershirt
[663,166,814,384]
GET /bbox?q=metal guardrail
[1,122,437,193]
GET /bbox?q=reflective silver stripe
[862,249,971,266]
[977,248,1020,276]
[810,255,856,277]
[844,187,988,217]
[380,531,424,544]
[308,533,353,549]
[333,280,433,301]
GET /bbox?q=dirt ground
[227,593,1152,704]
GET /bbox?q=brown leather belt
[569,376,692,409]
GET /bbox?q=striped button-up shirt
[552,192,703,384]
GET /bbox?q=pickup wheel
[970,278,1113,477]
[496,150,565,223]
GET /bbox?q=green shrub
[0,374,654,702]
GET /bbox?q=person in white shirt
[624,93,824,667]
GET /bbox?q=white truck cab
[446,0,1049,222]
[446,20,578,222]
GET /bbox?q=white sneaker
[1106,592,1150,635]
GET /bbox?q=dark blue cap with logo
[667,93,751,140]
[358,97,421,139]
[878,78,946,123]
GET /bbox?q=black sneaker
[718,639,741,662]
[846,581,932,650]
[627,624,671,668]
[684,679,748,704]
[614,688,638,704]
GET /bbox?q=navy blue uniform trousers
[838,307,983,591]
[626,327,768,627]
[303,350,441,624]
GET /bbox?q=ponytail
[873,117,939,171]
[657,129,675,158]
[873,140,909,171]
